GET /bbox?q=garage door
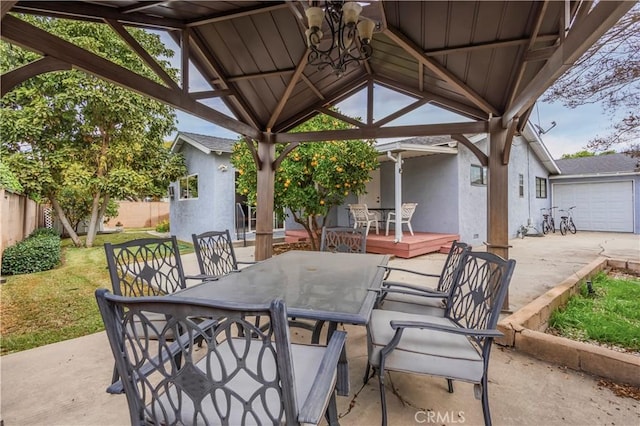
[552,181,634,232]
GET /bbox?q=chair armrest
[383,265,440,279]
[185,273,219,282]
[298,330,347,425]
[390,319,503,338]
[382,280,443,296]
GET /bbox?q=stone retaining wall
[497,257,640,386]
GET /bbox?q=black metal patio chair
[376,240,469,316]
[320,226,367,253]
[95,289,346,426]
[365,250,516,426]
[191,229,256,279]
[103,236,192,394]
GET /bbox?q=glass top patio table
[171,250,389,325]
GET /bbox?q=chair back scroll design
[445,251,513,344]
[377,240,469,312]
[191,230,239,277]
[320,226,367,253]
[103,237,189,394]
[96,290,299,425]
[104,237,187,297]
[436,240,469,295]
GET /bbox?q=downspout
[387,151,403,242]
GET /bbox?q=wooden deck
[285,230,459,259]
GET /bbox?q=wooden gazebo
[1,1,633,265]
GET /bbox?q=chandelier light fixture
[305,1,376,77]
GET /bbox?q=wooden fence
[1,189,46,258]
[104,201,169,229]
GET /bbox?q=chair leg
[363,362,373,384]
[365,222,370,236]
[407,222,414,236]
[481,376,492,426]
[385,217,390,236]
[106,365,124,394]
[379,371,388,426]
[325,392,339,426]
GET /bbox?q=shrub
[155,220,170,233]
[29,227,59,238]
[1,233,61,275]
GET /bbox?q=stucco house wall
[380,153,460,235]
[170,135,237,243]
[377,127,556,245]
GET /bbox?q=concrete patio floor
[1,231,639,425]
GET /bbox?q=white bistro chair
[348,203,379,235]
[386,202,418,236]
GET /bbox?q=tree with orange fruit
[232,111,379,250]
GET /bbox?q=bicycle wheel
[542,220,550,234]
[549,217,555,233]
[560,220,568,235]
[568,219,577,234]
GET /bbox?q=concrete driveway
[1,232,638,425]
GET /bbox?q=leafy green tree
[0,162,23,193]
[1,15,185,247]
[232,112,379,250]
[560,150,617,159]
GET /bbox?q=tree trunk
[292,211,319,251]
[50,196,82,247]
[86,130,110,248]
[84,190,102,248]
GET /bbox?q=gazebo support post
[255,135,275,261]
[487,117,513,310]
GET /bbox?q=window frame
[519,174,524,198]
[179,174,199,200]
[470,164,487,186]
[535,177,547,199]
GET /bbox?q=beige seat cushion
[368,309,483,383]
[380,293,446,316]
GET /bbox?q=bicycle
[540,206,557,234]
[559,206,577,235]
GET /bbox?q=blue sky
[158,33,615,160]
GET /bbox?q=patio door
[359,169,381,208]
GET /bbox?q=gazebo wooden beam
[1,56,70,97]
[0,14,260,139]
[186,3,288,27]
[11,1,184,30]
[274,121,488,143]
[504,0,633,127]
[384,25,500,117]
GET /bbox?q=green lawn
[549,271,640,351]
[0,231,193,355]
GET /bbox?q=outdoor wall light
[305,1,375,77]
[168,186,175,199]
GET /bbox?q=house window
[535,177,547,198]
[470,165,487,186]
[179,174,198,199]
[519,174,524,197]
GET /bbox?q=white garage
[552,181,634,232]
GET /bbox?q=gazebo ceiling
[1,1,634,141]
